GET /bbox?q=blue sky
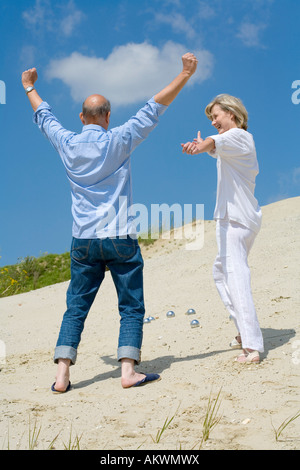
[0,0,299,267]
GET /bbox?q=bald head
[80,94,111,128]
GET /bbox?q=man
[22,52,198,391]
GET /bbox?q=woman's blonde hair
[205,94,248,131]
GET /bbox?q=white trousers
[213,218,264,352]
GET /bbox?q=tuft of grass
[151,407,179,444]
[138,229,158,247]
[28,416,42,450]
[199,388,223,448]
[272,410,300,442]
[62,425,83,450]
[3,418,81,450]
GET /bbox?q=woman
[181,94,263,363]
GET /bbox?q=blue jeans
[54,237,145,365]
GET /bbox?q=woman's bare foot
[230,334,242,349]
[236,349,260,364]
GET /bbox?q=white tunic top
[208,127,262,234]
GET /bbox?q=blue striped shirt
[33,98,167,238]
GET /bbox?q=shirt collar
[82,124,107,132]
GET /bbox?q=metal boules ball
[166,310,175,318]
[148,316,155,321]
[186,308,196,315]
[190,319,200,328]
[143,317,151,324]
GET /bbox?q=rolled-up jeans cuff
[118,346,141,365]
[54,346,77,365]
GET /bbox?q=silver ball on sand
[143,317,151,324]
[148,316,155,321]
[166,310,175,318]
[190,319,200,328]
[186,308,196,315]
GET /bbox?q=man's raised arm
[21,67,74,153]
[21,67,43,111]
[154,52,198,106]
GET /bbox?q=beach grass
[0,253,71,298]
[0,234,161,298]
[199,388,223,448]
[272,410,300,442]
[151,409,178,444]
[2,417,82,450]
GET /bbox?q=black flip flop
[133,373,161,387]
[51,381,71,394]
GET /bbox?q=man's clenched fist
[22,67,38,89]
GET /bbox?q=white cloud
[22,0,85,37]
[236,22,267,47]
[22,0,52,30]
[268,167,300,203]
[292,167,300,186]
[280,167,300,193]
[46,41,214,107]
[19,45,37,69]
[59,2,85,37]
[161,0,181,6]
[154,12,196,39]
[197,2,216,20]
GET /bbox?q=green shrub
[0,253,71,298]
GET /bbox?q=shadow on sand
[73,327,296,390]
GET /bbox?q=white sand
[1,197,299,450]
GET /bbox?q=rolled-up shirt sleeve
[112,97,168,157]
[207,128,251,160]
[33,101,74,154]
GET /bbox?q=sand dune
[1,197,299,450]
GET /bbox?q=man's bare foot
[53,358,71,392]
[121,358,146,388]
[121,371,148,388]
